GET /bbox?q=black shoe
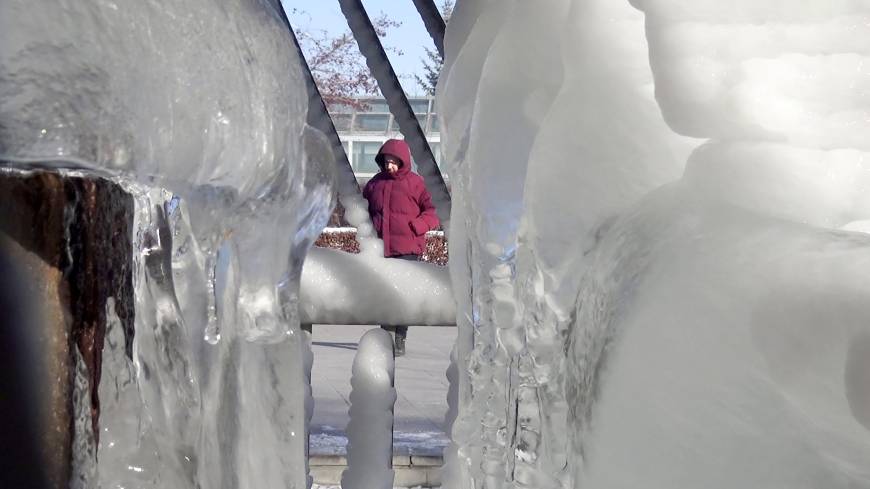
[394,334,406,357]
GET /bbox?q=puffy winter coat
[363,139,440,257]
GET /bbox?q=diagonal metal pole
[275,3,372,227]
[411,0,446,58]
[338,0,452,230]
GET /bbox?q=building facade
[330,96,443,178]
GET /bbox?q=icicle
[70,347,97,489]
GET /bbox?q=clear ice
[439,0,870,488]
[1,0,334,487]
[3,0,870,487]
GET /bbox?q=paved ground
[309,324,456,457]
[313,486,437,489]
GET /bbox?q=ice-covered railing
[300,246,455,326]
[439,0,870,488]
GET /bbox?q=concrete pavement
[309,324,456,457]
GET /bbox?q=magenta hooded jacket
[363,139,440,257]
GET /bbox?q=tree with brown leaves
[290,8,402,110]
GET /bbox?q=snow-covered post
[341,328,396,489]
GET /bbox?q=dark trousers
[381,254,419,338]
[381,325,408,338]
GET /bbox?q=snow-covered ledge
[299,247,456,326]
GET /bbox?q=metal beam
[411,0,446,58]
[338,0,452,230]
[275,4,370,218]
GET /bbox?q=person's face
[384,156,400,175]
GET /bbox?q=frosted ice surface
[569,2,870,487]
[567,198,870,488]
[439,0,692,487]
[440,0,870,488]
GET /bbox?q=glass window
[359,99,390,113]
[409,98,430,114]
[353,141,383,173]
[388,114,428,133]
[429,114,439,133]
[389,116,400,134]
[327,101,354,113]
[332,113,352,132]
[353,114,390,132]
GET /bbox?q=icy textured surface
[439,0,691,487]
[437,2,574,486]
[440,0,870,488]
[342,328,397,489]
[92,185,315,489]
[569,2,870,487]
[1,0,333,487]
[0,0,335,343]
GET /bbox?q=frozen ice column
[436,1,574,487]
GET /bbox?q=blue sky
[281,0,439,95]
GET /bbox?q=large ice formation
[0,0,335,343]
[1,0,333,488]
[439,0,870,488]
